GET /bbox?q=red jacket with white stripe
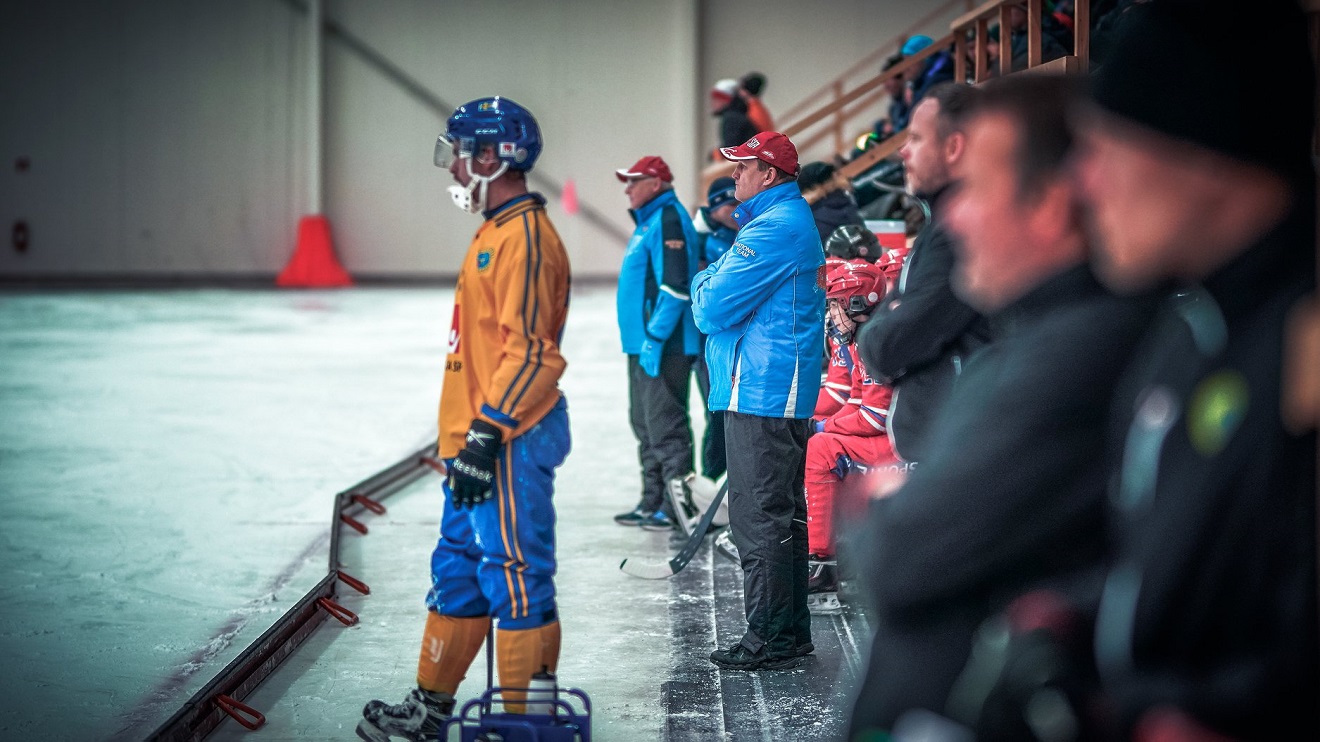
[819,342,892,436]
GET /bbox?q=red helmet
[825,260,886,314]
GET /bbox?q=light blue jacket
[692,182,825,418]
[616,189,701,356]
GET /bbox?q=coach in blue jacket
[693,132,825,670]
[614,155,703,532]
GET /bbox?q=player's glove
[639,336,663,378]
[447,419,502,508]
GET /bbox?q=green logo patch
[1187,370,1249,457]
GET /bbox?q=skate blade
[666,486,699,536]
[354,719,392,742]
[714,532,739,564]
[807,593,843,615]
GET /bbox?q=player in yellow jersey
[359,97,572,742]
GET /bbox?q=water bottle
[524,665,557,716]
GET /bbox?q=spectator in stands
[710,78,759,157]
[845,72,1157,740]
[798,161,863,244]
[1088,0,1143,68]
[1003,3,1071,72]
[903,35,957,114]
[611,155,702,532]
[1062,1,1317,737]
[806,260,898,616]
[690,176,739,482]
[740,72,775,133]
[882,53,911,135]
[855,83,990,466]
[693,132,824,671]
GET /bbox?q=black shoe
[795,641,815,657]
[639,510,677,531]
[613,505,652,526]
[709,643,802,671]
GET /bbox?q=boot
[807,556,842,615]
[356,687,454,742]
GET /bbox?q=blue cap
[706,176,736,210]
[901,35,933,56]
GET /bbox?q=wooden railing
[701,0,1093,196]
[772,0,970,140]
[952,0,1089,82]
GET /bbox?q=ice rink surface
[0,285,864,741]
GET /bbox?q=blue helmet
[435,96,542,172]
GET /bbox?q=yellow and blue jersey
[437,193,571,458]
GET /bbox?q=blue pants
[426,397,570,630]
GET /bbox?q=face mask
[447,156,509,215]
[826,300,857,344]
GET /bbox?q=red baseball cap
[615,155,674,183]
[719,131,800,176]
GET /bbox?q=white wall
[0,0,305,276]
[0,0,957,281]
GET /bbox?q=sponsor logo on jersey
[664,239,684,250]
[448,304,461,355]
[477,250,492,271]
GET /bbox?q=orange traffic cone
[276,215,353,287]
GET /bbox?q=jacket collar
[732,181,801,228]
[1200,190,1315,322]
[630,188,679,225]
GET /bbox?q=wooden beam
[951,0,1009,31]
[976,19,990,82]
[1027,0,1042,68]
[1017,55,1081,76]
[1074,0,1090,72]
[1000,4,1013,77]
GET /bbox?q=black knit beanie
[1090,0,1314,183]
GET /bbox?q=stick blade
[619,556,676,580]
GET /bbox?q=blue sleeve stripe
[482,404,519,429]
[508,215,546,412]
[497,215,536,411]
[498,213,545,414]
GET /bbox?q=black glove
[447,419,502,509]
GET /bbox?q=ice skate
[665,476,699,535]
[807,557,842,615]
[357,687,453,742]
[685,473,729,527]
[714,529,739,563]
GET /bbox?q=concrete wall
[0,0,956,281]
